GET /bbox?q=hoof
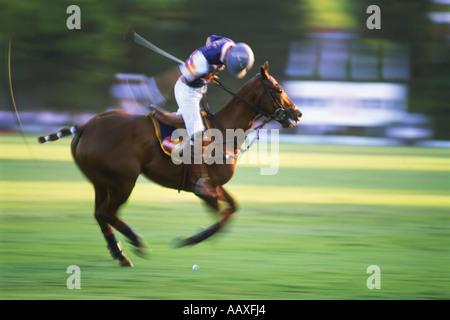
[119,257,134,267]
[134,244,151,259]
[168,236,184,249]
[128,234,151,259]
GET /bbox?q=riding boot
[194,164,218,198]
[191,131,218,198]
[171,131,217,197]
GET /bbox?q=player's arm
[206,35,227,46]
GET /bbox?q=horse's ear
[260,61,270,80]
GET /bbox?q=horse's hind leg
[94,184,132,266]
[94,180,147,267]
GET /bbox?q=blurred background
[1,0,449,145]
[1,1,449,301]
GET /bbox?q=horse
[38,61,302,267]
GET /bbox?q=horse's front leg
[216,186,238,217]
[169,186,237,249]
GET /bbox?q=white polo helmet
[226,43,254,79]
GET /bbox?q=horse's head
[257,61,302,128]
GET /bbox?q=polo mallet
[124,25,184,64]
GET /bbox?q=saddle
[147,105,211,156]
[150,105,185,129]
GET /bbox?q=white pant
[174,76,206,137]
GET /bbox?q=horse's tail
[37,126,78,144]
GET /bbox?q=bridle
[258,74,288,122]
[211,74,288,123]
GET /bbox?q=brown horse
[38,62,302,267]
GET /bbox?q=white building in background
[110,73,166,114]
[283,32,433,141]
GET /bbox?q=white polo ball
[192,264,199,270]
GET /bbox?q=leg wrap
[113,219,139,247]
[103,228,127,260]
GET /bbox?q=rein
[201,94,271,160]
[201,75,285,159]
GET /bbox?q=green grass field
[0,134,449,300]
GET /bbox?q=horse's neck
[213,77,261,132]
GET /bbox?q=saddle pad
[147,112,180,156]
[146,111,212,156]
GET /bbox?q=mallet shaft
[133,32,184,65]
